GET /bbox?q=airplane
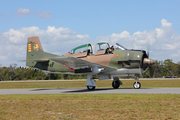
[23,36,155,90]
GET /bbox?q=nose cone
[143,58,155,65]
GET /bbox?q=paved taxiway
[0,88,180,94]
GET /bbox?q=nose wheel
[133,82,141,89]
[133,77,141,89]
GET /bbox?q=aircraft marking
[33,44,39,51]
[63,64,74,70]
[113,55,122,58]
[28,44,31,52]
[68,67,75,70]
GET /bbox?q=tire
[133,82,141,89]
[112,81,120,89]
[87,86,95,90]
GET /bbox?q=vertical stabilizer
[26,36,45,66]
[27,36,43,52]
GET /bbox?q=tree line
[142,59,180,78]
[0,59,179,81]
[0,64,87,81]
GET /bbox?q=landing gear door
[95,42,110,55]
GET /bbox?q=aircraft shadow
[31,88,152,93]
[62,88,113,93]
[31,88,65,91]
[61,88,152,93]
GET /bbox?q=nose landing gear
[133,76,141,89]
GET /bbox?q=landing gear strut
[112,77,122,89]
[85,75,96,90]
[133,76,141,89]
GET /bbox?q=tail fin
[27,36,43,52]
[26,36,45,66]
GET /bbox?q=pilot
[110,44,114,51]
[108,44,114,53]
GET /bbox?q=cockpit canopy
[64,42,127,57]
[64,43,93,58]
[95,42,111,55]
[114,43,127,50]
[69,44,92,54]
[96,42,110,51]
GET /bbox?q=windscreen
[115,43,127,50]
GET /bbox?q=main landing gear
[133,76,141,89]
[112,77,122,89]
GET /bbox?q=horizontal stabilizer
[18,59,49,62]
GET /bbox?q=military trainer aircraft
[23,36,155,90]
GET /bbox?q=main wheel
[87,86,95,90]
[112,81,120,89]
[133,82,141,89]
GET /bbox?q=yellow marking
[28,44,31,52]
[33,44,39,51]
[87,56,90,59]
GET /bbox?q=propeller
[147,46,149,58]
[139,65,143,78]
[146,39,150,58]
[139,42,155,78]
[143,58,156,77]
[149,66,154,78]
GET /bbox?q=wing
[50,56,115,73]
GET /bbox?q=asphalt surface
[0,88,180,94]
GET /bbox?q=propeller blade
[149,66,154,78]
[147,49,149,58]
[139,65,143,78]
[146,40,150,58]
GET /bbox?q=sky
[0,0,180,67]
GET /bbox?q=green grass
[0,94,180,120]
[0,79,180,89]
[0,80,180,119]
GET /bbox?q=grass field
[0,79,180,89]
[0,94,180,120]
[0,79,180,119]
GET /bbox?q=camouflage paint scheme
[25,36,155,90]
